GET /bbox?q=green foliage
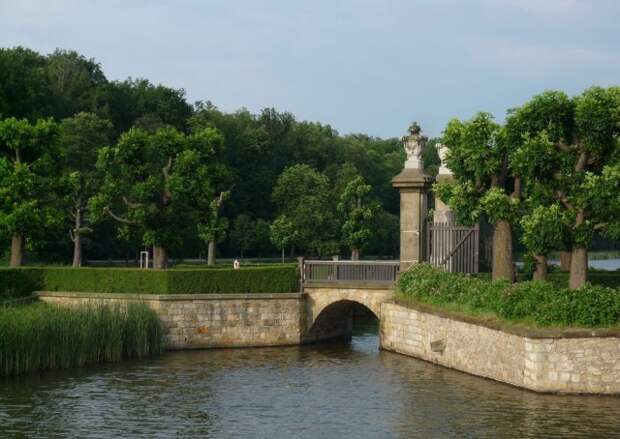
[507,87,620,287]
[436,112,518,226]
[337,175,377,254]
[90,126,223,251]
[0,117,62,245]
[165,265,298,294]
[270,216,299,258]
[197,191,229,245]
[272,164,333,255]
[422,138,441,176]
[520,205,566,256]
[0,268,43,301]
[398,264,620,328]
[229,214,255,257]
[0,302,165,376]
[0,265,298,295]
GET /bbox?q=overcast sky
[1,0,619,138]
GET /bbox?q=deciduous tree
[0,117,60,266]
[60,112,113,267]
[270,215,299,262]
[90,126,221,268]
[337,175,377,260]
[507,87,620,289]
[435,113,520,281]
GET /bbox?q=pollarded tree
[0,117,61,266]
[59,112,113,267]
[197,191,229,265]
[90,126,221,268]
[434,113,520,281]
[507,87,620,289]
[337,175,377,260]
[270,215,299,262]
[520,205,567,280]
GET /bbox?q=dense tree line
[1,46,430,266]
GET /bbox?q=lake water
[1,326,620,438]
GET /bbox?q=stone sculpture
[402,122,427,170]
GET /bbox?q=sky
[1,0,619,138]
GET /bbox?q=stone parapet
[380,301,620,394]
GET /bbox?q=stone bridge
[301,260,398,342]
[302,282,394,342]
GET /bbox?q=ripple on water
[1,331,620,438]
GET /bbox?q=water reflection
[1,325,620,438]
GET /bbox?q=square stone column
[392,168,434,272]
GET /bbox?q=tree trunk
[72,207,83,268]
[492,220,514,282]
[569,246,588,290]
[559,251,571,272]
[207,240,216,266]
[281,248,285,263]
[153,245,169,269]
[532,254,547,281]
[10,233,24,267]
[351,248,360,261]
[72,233,82,268]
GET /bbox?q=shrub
[0,265,299,296]
[397,264,620,328]
[0,268,44,301]
[0,302,165,376]
[166,265,299,294]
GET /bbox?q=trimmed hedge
[0,268,43,302]
[398,264,620,328]
[0,264,299,296]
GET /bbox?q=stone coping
[35,291,304,301]
[394,298,620,339]
[303,282,394,290]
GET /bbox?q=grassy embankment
[397,264,620,330]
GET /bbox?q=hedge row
[0,264,299,296]
[398,264,620,328]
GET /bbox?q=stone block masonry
[37,292,305,349]
[380,302,620,394]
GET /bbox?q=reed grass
[0,302,166,376]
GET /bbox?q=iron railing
[303,260,400,284]
[427,222,479,273]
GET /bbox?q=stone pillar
[392,123,434,272]
[433,144,454,223]
[432,144,454,269]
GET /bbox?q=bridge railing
[303,260,400,284]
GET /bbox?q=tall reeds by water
[0,302,166,376]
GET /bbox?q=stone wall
[38,292,305,349]
[380,302,620,394]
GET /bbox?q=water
[2,326,620,438]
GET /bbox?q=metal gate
[427,222,479,273]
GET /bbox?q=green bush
[41,268,170,294]
[0,302,165,376]
[166,265,299,294]
[0,268,44,301]
[0,264,299,296]
[398,264,620,328]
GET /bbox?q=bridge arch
[302,285,393,343]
